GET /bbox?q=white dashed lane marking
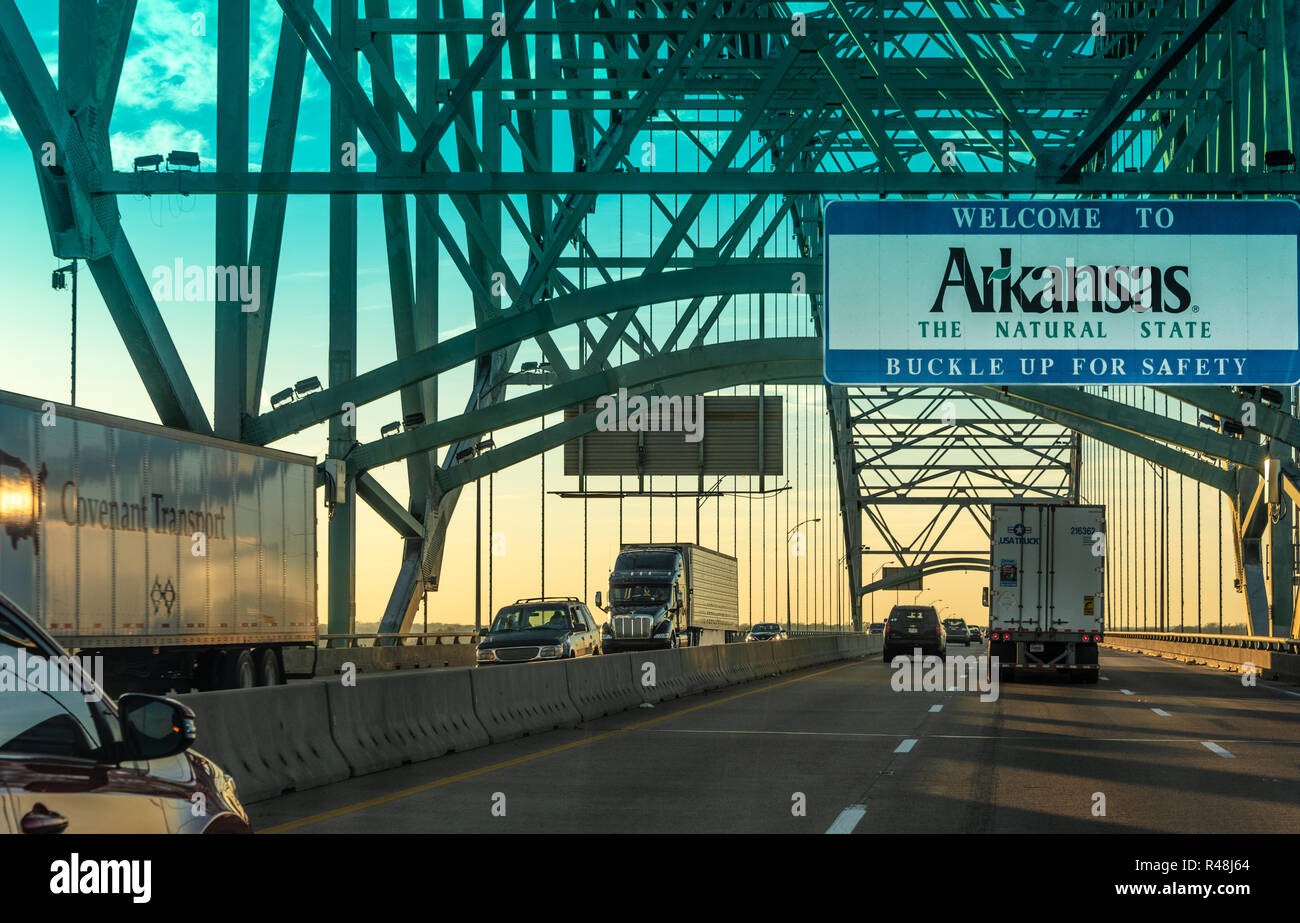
[895,738,918,753]
[1201,741,1235,758]
[1151,708,1171,717]
[929,704,943,713]
[826,805,866,834]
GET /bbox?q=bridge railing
[1105,631,1299,654]
[1103,631,1300,684]
[316,632,478,647]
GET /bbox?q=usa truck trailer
[986,503,1106,683]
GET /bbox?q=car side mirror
[117,694,197,761]
[982,587,989,607]
[594,591,603,610]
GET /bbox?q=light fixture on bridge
[1197,414,1220,429]
[166,150,200,171]
[520,361,539,372]
[133,154,164,172]
[476,439,495,452]
[454,446,476,462]
[1259,386,1285,405]
[270,387,295,409]
[1265,149,1297,172]
[294,376,322,396]
[1222,418,1245,436]
[380,421,401,438]
[402,412,425,429]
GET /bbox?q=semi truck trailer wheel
[220,649,257,689]
[254,648,283,686]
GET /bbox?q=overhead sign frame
[823,199,1300,386]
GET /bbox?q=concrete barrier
[718,641,776,683]
[565,654,641,721]
[323,668,489,776]
[1104,638,1300,684]
[289,645,477,677]
[178,635,876,804]
[470,660,581,743]
[179,683,349,804]
[631,649,692,703]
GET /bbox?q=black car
[746,622,788,642]
[867,622,884,635]
[943,617,971,645]
[476,598,602,665]
[883,606,946,660]
[967,625,983,643]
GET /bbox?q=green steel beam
[433,358,823,493]
[963,386,1237,494]
[1001,385,1266,470]
[859,557,991,595]
[1156,386,1300,453]
[244,16,307,424]
[244,260,818,444]
[1058,0,1238,181]
[213,0,250,439]
[97,170,1300,195]
[351,337,819,472]
[356,472,424,538]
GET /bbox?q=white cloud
[110,118,208,168]
[116,0,281,113]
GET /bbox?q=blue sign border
[822,199,1300,386]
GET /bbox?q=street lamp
[470,366,552,632]
[51,261,77,405]
[785,517,820,635]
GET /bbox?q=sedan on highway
[883,605,946,661]
[967,625,983,643]
[476,597,602,665]
[943,618,971,645]
[867,622,884,635]
[0,592,252,833]
[746,622,788,642]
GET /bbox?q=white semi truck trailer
[0,390,317,691]
[986,502,1106,683]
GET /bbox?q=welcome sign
[823,199,1300,385]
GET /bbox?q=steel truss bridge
[2,0,1299,639]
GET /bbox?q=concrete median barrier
[719,641,776,683]
[179,682,348,804]
[631,649,691,703]
[565,653,642,721]
[323,676,407,775]
[1105,637,1300,684]
[323,668,488,775]
[470,659,582,743]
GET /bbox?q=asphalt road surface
[251,647,1300,834]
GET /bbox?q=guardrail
[1103,631,1300,685]
[180,632,881,805]
[317,632,478,647]
[1105,631,1299,654]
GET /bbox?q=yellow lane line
[261,659,861,833]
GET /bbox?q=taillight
[1081,634,1091,642]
